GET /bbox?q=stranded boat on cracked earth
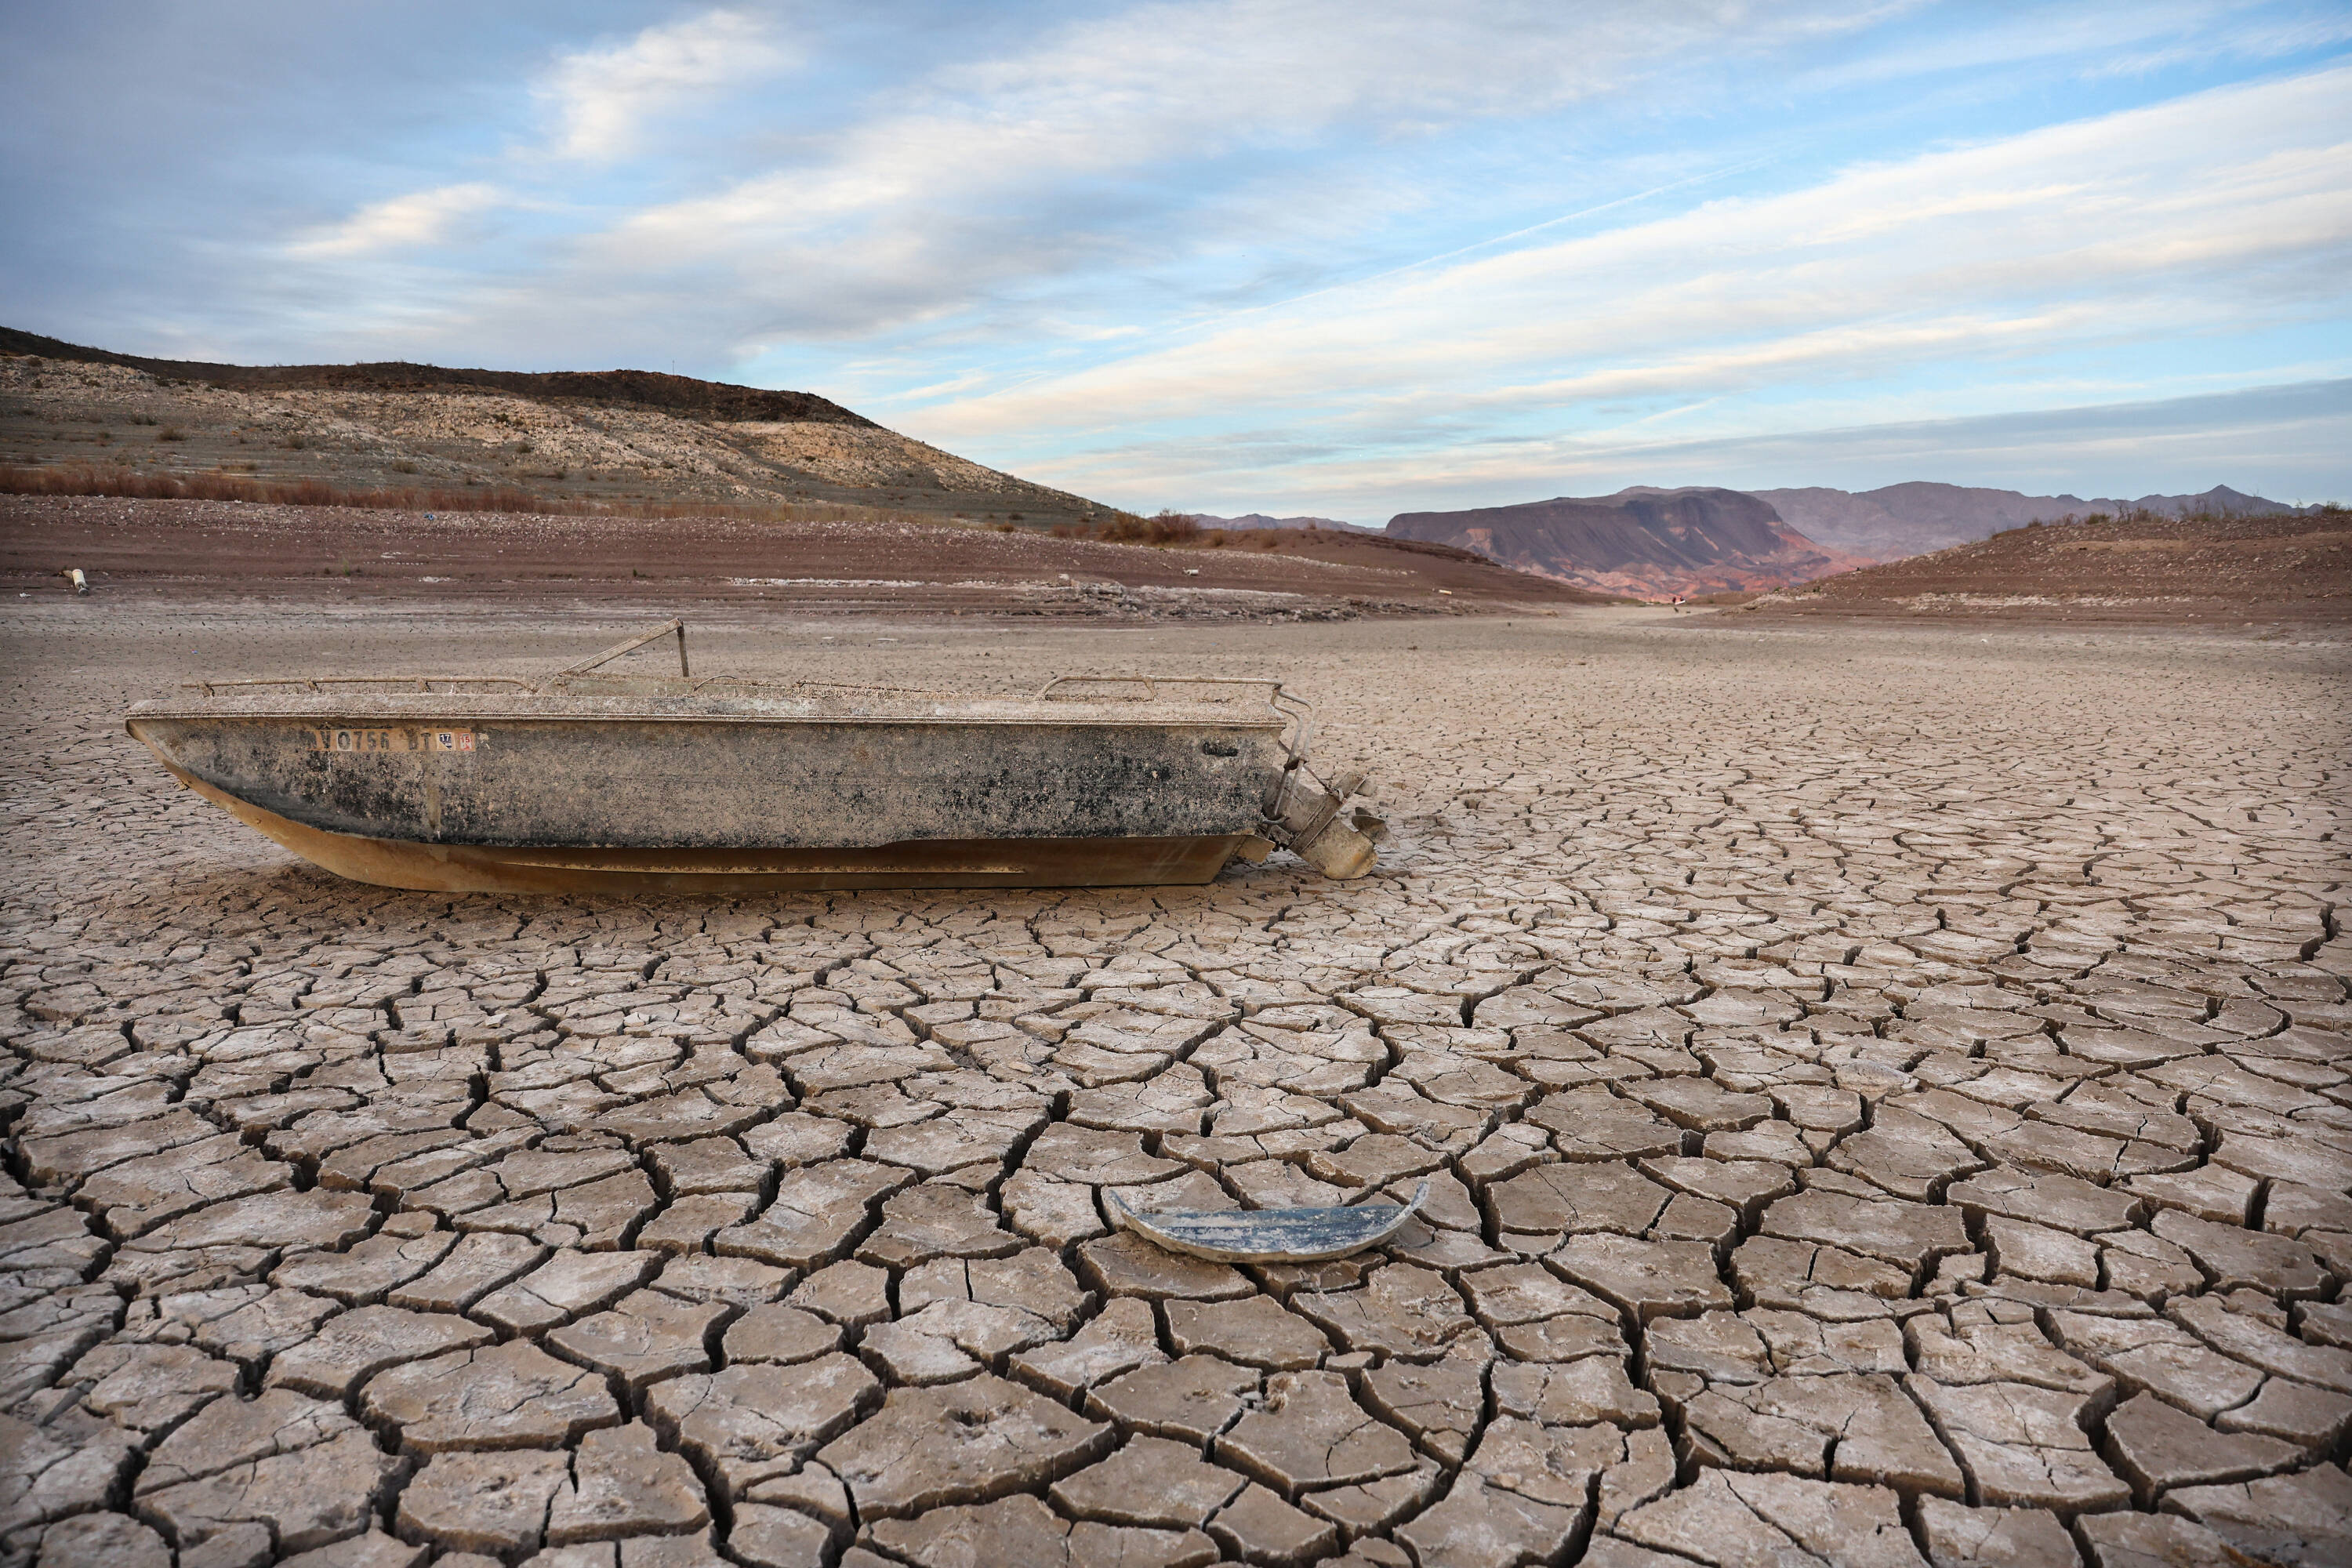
[125,620,1383,895]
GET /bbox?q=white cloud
[218,2,2352,512]
[279,10,795,277]
[286,182,504,259]
[586,0,1892,326]
[1788,0,2330,89]
[539,8,793,162]
[898,62,2352,466]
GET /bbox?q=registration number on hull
[304,728,477,753]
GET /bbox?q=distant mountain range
[1388,488,1873,597]
[1381,481,2312,597]
[1189,512,1377,533]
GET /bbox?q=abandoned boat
[125,620,1381,895]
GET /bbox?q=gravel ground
[3,601,2350,1568]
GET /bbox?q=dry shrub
[1058,508,1203,546]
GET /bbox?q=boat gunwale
[130,659,1307,735]
[125,702,1292,729]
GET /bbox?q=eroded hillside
[0,334,1109,526]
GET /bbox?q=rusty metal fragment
[1109,1181,1431,1264]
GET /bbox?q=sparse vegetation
[156,425,185,441]
[0,461,951,527]
[0,463,541,513]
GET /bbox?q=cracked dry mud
[2,604,2348,1568]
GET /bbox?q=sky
[4,1,2349,521]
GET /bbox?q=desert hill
[1737,506,2349,624]
[0,327,1109,527]
[1387,486,1871,597]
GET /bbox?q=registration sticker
[305,728,476,753]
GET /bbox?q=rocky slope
[1737,505,2350,623]
[1387,487,1871,597]
[0,327,1110,526]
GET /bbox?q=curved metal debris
[1109,1180,1431,1263]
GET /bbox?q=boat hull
[164,763,1265,893]
[128,688,1299,891]
[122,653,1380,891]
[128,708,1283,850]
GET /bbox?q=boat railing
[177,629,1319,768]
[184,677,539,696]
[176,670,1301,709]
[534,622,947,698]
[543,672,975,699]
[541,619,690,685]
